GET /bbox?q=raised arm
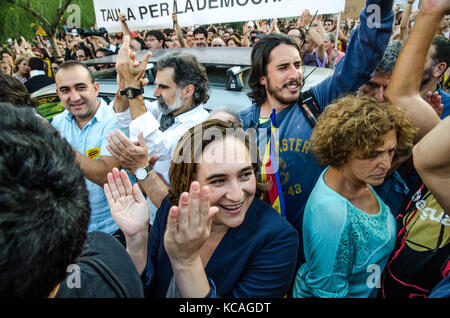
[311,0,395,109]
[104,171,218,297]
[172,12,188,48]
[241,22,250,47]
[413,117,450,213]
[308,28,326,64]
[399,0,415,41]
[104,168,150,274]
[164,182,219,297]
[385,0,446,141]
[116,35,152,120]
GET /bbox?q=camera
[80,28,107,38]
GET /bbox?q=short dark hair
[96,47,114,56]
[1,48,14,59]
[193,26,208,39]
[431,35,450,73]
[376,40,404,74]
[75,45,93,59]
[155,53,209,106]
[146,30,165,42]
[0,103,90,297]
[58,60,95,83]
[248,33,300,105]
[28,57,45,71]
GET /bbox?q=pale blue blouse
[293,167,396,298]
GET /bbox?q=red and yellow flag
[261,109,285,217]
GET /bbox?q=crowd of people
[0,0,450,299]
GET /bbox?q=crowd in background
[2,4,448,92]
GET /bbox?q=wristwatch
[135,165,152,181]
[124,87,144,99]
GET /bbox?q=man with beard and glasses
[240,0,395,268]
[51,60,122,236]
[111,39,210,223]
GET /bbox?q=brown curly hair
[311,95,418,167]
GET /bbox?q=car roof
[87,47,252,67]
[33,47,334,113]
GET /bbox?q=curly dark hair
[155,52,210,106]
[0,103,90,297]
[311,95,418,167]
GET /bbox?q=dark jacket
[143,197,298,298]
[25,74,54,94]
[56,231,144,298]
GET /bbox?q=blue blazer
[143,197,299,297]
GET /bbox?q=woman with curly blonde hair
[293,95,417,298]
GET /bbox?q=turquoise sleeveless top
[294,167,396,298]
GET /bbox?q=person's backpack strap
[299,89,321,128]
[78,256,131,298]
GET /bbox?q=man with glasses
[144,30,164,50]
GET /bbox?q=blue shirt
[143,197,299,297]
[373,170,410,217]
[51,100,120,234]
[240,0,394,264]
[294,167,396,298]
[437,84,450,119]
[429,275,450,298]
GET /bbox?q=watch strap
[125,87,144,99]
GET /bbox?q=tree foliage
[1,0,96,44]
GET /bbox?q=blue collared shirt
[437,84,450,119]
[52,99,120,234]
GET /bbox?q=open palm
[104,168,149,237]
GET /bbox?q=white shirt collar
[30,70,45,78]
[174,105,205,123]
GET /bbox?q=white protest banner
[393,0,420,10]
[94,0,346,32]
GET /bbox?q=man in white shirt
[109,36,210,221]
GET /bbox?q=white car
[32,47,334,121]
